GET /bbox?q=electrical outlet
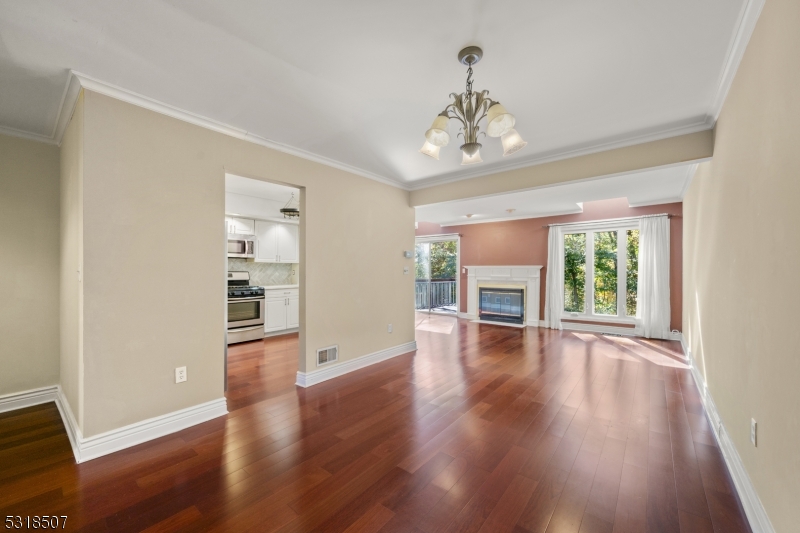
[751,418,757,446]
[175,366,187,383]
[388,323,393,333]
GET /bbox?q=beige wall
[0,134,60,396]
[409,130,714,207]
[683,0,800,530]
[59,92,84,426]
[76,90,415,436]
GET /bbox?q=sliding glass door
[415,236,459,314]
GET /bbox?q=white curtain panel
[637,216,671,339]
[544,225,564,330]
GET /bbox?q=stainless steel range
[227,271,265,344]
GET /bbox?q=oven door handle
[228,297,265,303]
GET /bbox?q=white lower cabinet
[264,289,300,333]
[287,296,299,328]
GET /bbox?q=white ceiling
[225,174,297,203]
[0,1,749,189]
[415,164,695,226]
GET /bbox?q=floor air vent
[317,345,338,366]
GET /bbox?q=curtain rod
[542,213,675,228]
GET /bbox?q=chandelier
[420,46,527,165]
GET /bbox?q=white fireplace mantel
[463,266,543,327]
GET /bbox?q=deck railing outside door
[415,280,457,311]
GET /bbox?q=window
[563,224,639,320]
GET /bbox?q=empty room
[0,1,797,532]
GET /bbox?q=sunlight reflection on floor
[415,312,456,335]
[569,331,690,368]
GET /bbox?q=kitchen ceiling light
[280,192,300,218]
[421,46,526,164]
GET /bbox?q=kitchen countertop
[258,284,299,290]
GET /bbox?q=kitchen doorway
[415,235,460,315]
[224,173,302,395]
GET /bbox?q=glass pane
[428,241,457,313]
[626,229,639,316]
[228,301,260,322]
[415,243,430,310]
[594,231,618,315]
[564,233,586,313]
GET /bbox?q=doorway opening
[415,235,459,314]
[224,173,302,405]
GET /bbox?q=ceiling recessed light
[465,214,474,218]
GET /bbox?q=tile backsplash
[228,258,298,286]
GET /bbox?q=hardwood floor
[0,314,752,532]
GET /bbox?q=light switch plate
[175,366,187,383]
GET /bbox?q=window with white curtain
[562,221,640,322]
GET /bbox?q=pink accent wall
[416,198,683,331]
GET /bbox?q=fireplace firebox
[479,287,524,324]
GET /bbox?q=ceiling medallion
[420,46,527,165]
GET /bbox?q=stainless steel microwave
[227,234,255,258]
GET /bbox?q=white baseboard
[470,319,526,329]
[1,386,227,463]
[0,385,59,414]
[680,335,775,533]
[457,312,476,320]
[55,389,227,463]
[562,321,641,337]
[296,341,417,388]
[264,327,299,338]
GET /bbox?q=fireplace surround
[464,266,543,327]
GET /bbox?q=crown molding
[436,207,585,227]
[52,73,83,145]
[0,124,58,145]
[67,71,408,190]
[406,118,714,191]
[707,0,765,122]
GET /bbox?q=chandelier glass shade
[420,47,526,164]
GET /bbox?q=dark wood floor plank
[0,315,753,533]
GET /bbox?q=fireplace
[479,287,524,324]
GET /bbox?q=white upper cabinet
[255,220,279,262]
[277,224,299,263]
[254,220,298,263]
[227,216,255,235]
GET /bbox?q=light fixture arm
[420,46,526,164]
[443,87,495,146]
